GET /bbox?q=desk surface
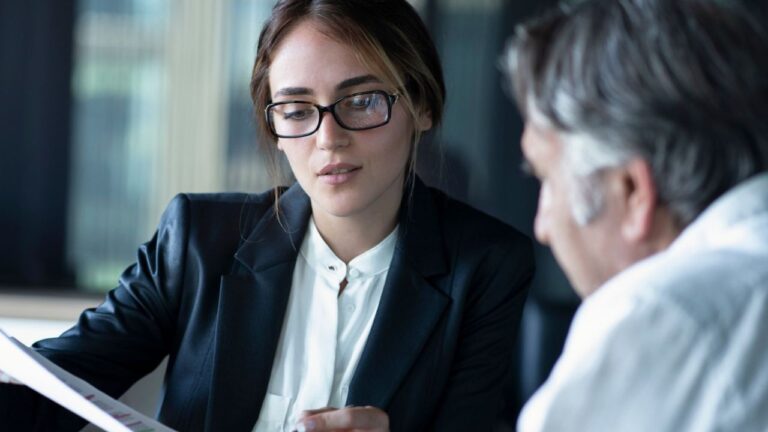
[0,290,101,321]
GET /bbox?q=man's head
[504,0,768,296]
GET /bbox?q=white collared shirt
[253,218,398,432]
[519,173,768,432]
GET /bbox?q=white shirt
[253,218,398,432]
[519,173,768,432]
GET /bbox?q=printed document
[0,328,176,432]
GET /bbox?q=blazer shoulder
[427,186,531,250]
[174,190,276,221]
[155,190,279,247]
[181,190,277,210]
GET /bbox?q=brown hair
[251,0,445,190]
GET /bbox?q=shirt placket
[294,259,345,413]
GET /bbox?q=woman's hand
[295,406,389,432]
[0,370,22,385]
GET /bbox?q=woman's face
[268,20,423,226]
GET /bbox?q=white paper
[0,328,176,432]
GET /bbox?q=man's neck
[647,207,683,254]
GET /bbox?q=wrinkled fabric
[0,177,534,432]
[520,173,768,432]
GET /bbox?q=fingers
[0,371,22,385]
[296,406,389,432]
[299,407,338,419]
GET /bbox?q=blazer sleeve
[430,237,534,431]
[0,194,192,431]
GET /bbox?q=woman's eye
[283,109,312,120]
[347,95,373,109]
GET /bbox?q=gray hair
[505,0,768,226]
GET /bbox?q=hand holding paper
[0,328,176,432]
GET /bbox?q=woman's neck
[312,207,400,264]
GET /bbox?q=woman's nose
[315,111,349,151]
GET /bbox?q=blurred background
[0,0,577,428]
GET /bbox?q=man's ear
[620,158,657,243]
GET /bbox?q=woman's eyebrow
[273,87,313,98]
[272,75,381,99]
[336,74,381,91]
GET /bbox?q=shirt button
[349,268,361,279]
[345,304,356,314]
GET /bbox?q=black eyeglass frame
[265,90,400,138]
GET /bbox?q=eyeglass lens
[269,92,392,138]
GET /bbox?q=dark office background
[1,1,75,287]
[0,0,577,426]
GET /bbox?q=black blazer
[0,178,533,431]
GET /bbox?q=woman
[0,0,533,431]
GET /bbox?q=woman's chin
[311,196,367,220]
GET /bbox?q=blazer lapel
[347,178,450,408]
[206,185,311,431]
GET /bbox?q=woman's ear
[417,110,433,132]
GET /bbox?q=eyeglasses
[265,90,399,138]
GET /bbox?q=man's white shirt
[519,173,768,431]
[253,218,397,432]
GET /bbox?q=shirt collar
[591,172,768,305]
[299,217,399,281]
[670,172,768,254]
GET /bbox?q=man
[504,0,768,430]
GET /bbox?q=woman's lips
[317,163,361,185]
